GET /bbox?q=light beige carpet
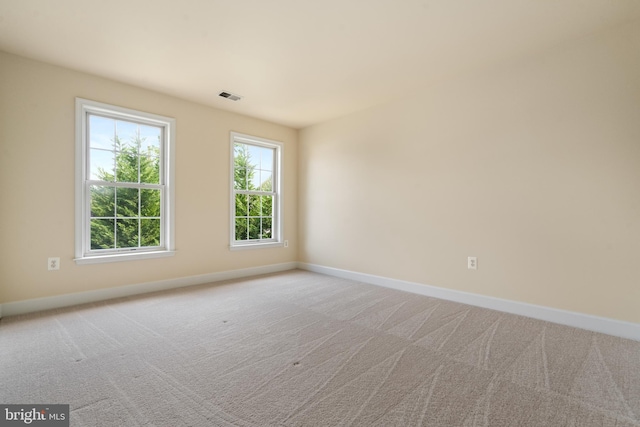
[1,269,639,426]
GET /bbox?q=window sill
[229,242,284,251]
[74,250,176,265]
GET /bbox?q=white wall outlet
[467,256,477,270]
[48,257,60,271]
[284,240,289,248]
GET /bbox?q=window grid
[86,113,165,253]
[86,185,164,250]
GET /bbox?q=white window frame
[230,132,283,250]
[75,98,176,264]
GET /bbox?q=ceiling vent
[219,91,243,101]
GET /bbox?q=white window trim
[229,132,283,250]
[75,98,176,264]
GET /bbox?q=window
[75,98,175,264]
[230,132,283,249]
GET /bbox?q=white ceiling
[1,0,639,129]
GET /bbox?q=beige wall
[0,52,298,304]
[299,22,640,323]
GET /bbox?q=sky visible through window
[243,144,273,190]
[89,115,161,181]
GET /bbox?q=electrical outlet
[467,256,477,270]
[48,257,60,271]
[284,240,289,248]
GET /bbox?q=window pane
[235,143,261,190]
[235,194,247,217]
[234,168,247,190]
[91,219,115,249]
[116,219,139,248]
[235,218,248,241]
[248,217,260,240]
[116,188,139,218]
[139,125,161,153]
[90,149,115,181]
[250,169,261,190]
[90,186,115,217]
[259,170,272,191]
[233,143,245,157]
[262,217,272,239]
[246,145,261,170]
[140,155,160,184]
[234,145,248,188]
[115,150,140,183]
[260,196,273,217]
[116,120,138,151]
[260,147,274,172]
[141,189,161,217]
[141,218,160,247]
[248,195,260,216]
[89,115,115,149]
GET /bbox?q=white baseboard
[297,262,640,342]
[0,262,298,317]
[4,261,638,342]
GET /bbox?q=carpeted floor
[1,269,639,426]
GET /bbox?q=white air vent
[219,91,243,101]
